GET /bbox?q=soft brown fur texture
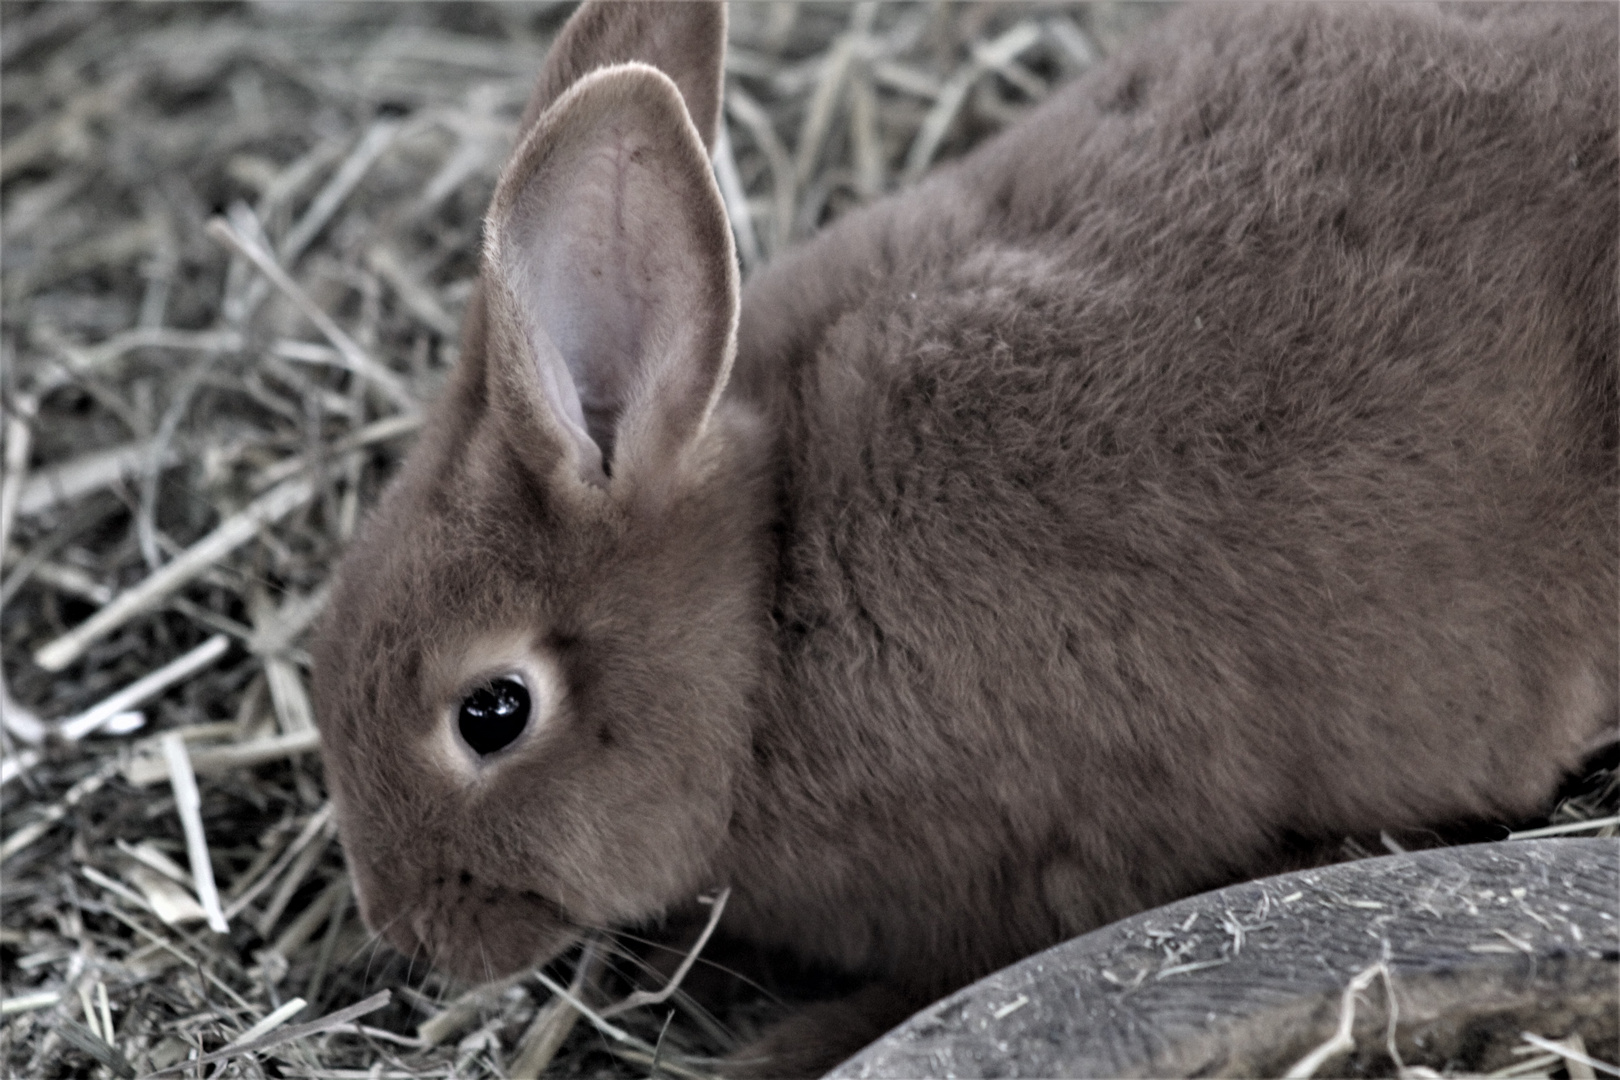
[313,3,1618,1073]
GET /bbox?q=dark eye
[458,678,531,756]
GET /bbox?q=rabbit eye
[458,678,531,756]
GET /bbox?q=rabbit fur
[313,1,1618,1072]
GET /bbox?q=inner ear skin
[518,138,645,457]
[502,121,681,470]
[583,399,619,472]
[484,64,739,497]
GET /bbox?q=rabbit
[311,1,1618,1073]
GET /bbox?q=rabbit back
[721,1,1618,992]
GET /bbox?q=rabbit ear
[519,0,726,153]
[482,63,739,496]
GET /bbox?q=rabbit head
[310,1,770,982]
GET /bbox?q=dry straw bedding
[0,3,1613,1079]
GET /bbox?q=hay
[1,2,1611,1078]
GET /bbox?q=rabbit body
[313,1,1617,1067]
[720,0,1619,988]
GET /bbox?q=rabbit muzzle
[356,856,581,982]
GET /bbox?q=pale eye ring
[458,677,531,756]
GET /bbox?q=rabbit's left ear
[481,63,739,498]
[520,0,727,153]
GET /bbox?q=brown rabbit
[312,1,1618,1073]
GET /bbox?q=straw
[161,733,231,934]
[58,633,229,740]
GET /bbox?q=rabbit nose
[458,677,531,755]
